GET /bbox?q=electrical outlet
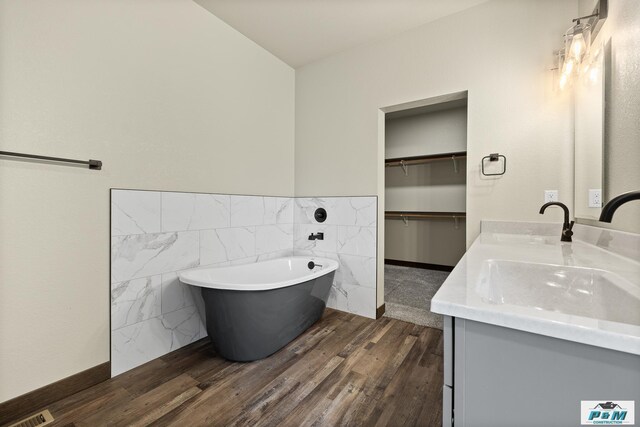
[589,189,602,208]
[544,190,559,203]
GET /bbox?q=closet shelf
[385,151,466,175]
[385,211,466,219]
[386,211,465,229]
[385,151,466,168]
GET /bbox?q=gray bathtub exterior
[200,270,335,362]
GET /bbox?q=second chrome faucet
[539,202,574,242]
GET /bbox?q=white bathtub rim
[178,256,339,291]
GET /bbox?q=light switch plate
[588,189,602,208]
[544,190,559,203]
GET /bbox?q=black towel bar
[0,150,102,170]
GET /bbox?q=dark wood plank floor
[14,309,443,427]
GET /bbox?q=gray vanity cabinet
[442,316,640,427]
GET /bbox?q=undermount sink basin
[475,260,640,326]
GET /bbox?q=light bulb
[570,33,586,61]
[559,73,569,90]
[566,22,591,63]
[563,58,575,75]
[556,49,565,71]
[589,67,599,84]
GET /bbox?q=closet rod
[385,151,466,168]
[385,211,466,219]
[0,150,102,170]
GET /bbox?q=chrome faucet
[539,201,574,242]
[598,190,640,223]
[308,232,324,241]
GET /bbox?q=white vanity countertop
[431,223,640,355]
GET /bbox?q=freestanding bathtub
[178,257,338,362]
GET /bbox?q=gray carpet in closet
[383,264,450,329]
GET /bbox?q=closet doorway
[383,92,467,329]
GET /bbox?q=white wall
[385,219,466,267]
[295,0,577,306]
[0,0,294,403]
[385,160,467,213]
[385,107,468,159]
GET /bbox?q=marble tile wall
[293,197,378,319]
[111,190,378,376]
[110,190,294,376]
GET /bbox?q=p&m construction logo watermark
[581,401,635,425]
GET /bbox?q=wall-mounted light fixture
[555,0,608,90]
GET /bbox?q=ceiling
[194,0,490,68]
